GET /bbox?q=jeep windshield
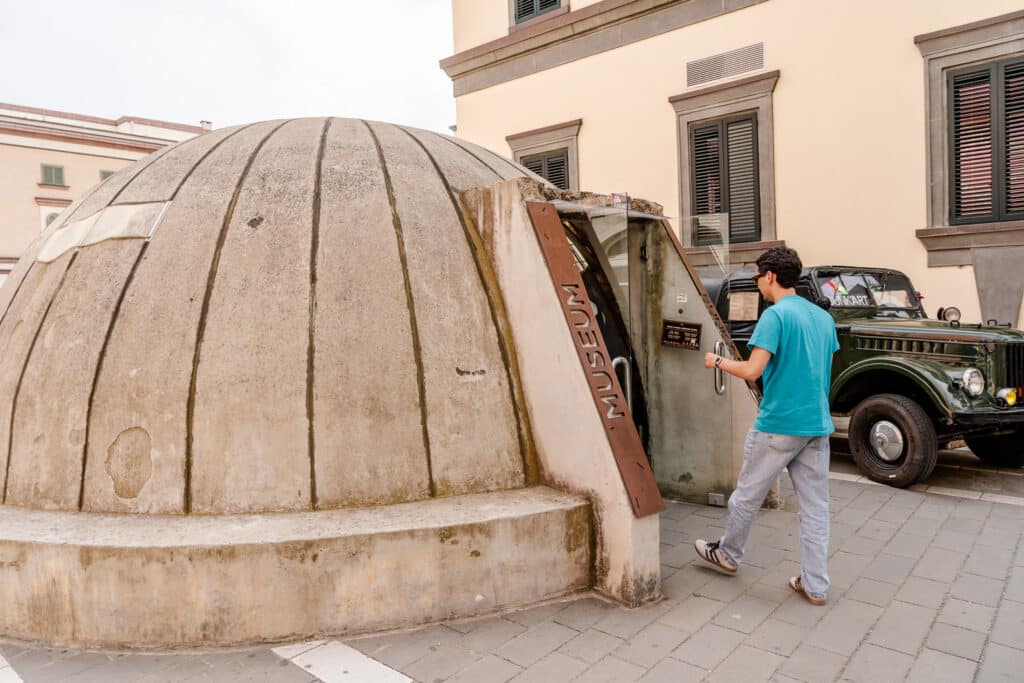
[814,270,921,314]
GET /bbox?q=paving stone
[660,544,696,569]
[757,559,803,588]
[951,499,992,520]
[845,577,898,607]
[937,598,995,633]
[509,652,587,683]
[404,644,480,683]
[706,644,784,683]
[856,519,899,543]
[873,503,917,524]
[974,527,1021,550]
[902,515,945,536]
[1007,569,1024,602]
[778,642,847,682]
[913,502,951,521]
[976,642,1024,683]
[883,531,932,559]
[458,617,527,654]
[962,546,1014,580]
[497,621,579,667]
[989,598,1024,649]
[930,529,976,552]
[913,548,966,583]
[573,656,646,683]
[558,629,625,665]
[592,601,672,639]
[839,535,886,557]
[905,648,977,683]
[926,622,986,662]
[805,598,883,657]
[771,591,832,629]
[711,595,776,634]
[861,553,917,584]
[941,516,984,535]
[742,544,787,569]
[895,576,950,610]
[636,657,706,683]
[866,600,936,655]
[660,564,714,600]
[505,602,571,628]
[612,622,689,669]
[447,654,522,683]
[743,618,807,656]
[353,625,463,669]
[744,581,793,605]
[657,596,726,633]
[949,571,1005,607]
[552,598,617,631]
[672,624,745,670]
[827,551,873,589]
[841,642,914,683]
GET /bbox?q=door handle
[713,340,726,396]
[612,356,632,412]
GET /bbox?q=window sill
[37,183,69,190]
[917,221,1024,266]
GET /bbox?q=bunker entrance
[552,201,759,504]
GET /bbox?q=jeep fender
[830,357,965,420]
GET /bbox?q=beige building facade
[444,0,1024,326]
[0,103,206,280]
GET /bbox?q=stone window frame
[915,10,1024,266]
[669,70,778,260]
[506,118,582,191]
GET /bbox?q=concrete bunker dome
[0,117,663,648]
[0,117,543,515]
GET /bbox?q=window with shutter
[41,164,65,186]
[949,57,1024,224]
[522,148,570,190]
[515,0,560,24]
[689,113,760,245]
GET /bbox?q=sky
[0,1,457,133]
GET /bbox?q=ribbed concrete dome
[0,118,540,515]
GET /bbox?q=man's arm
[704,347,772,382]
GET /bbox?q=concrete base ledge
[0,487,592,648]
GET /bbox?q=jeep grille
[856,338,950,355]
[1008,343,1024,387]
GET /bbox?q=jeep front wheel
[965,431,1024,468]
[849,394,937,487]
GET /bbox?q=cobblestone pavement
[2,476,1022,682]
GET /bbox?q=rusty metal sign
[661,320,702,350]
[525,202,664,518]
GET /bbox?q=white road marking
[827,472,1024,506]
[274,640,411,683]
[0,654,23,683]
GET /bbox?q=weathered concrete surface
[83,121,283,514]
[462,180,662,607]
[190,118,322,514]
[0,487,591,648]
[312,118,430,508]
[371,122,524,498]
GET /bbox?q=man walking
[694,247,838,605]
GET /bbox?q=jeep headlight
[962,367,985,397]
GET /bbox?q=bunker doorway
[553,202,757,504]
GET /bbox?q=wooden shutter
[951,70,994,221]
[1005,61,1024,217]
[692,124,723,244]
[516,0,559,23]
[691,115,760,245]
[726,117,759,243]
[521,149,569,190]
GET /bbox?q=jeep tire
[849,394,937,487]
[966,431,1024,468]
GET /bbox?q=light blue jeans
[718,429,831,600]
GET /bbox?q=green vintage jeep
[703,266,1024,487]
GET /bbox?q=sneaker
[788,576,826,606]
[693,539,736,574]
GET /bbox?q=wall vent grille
[686,43,765,87]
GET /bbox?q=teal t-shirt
[749,295,839,436]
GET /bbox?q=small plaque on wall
[661,320,701,350]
